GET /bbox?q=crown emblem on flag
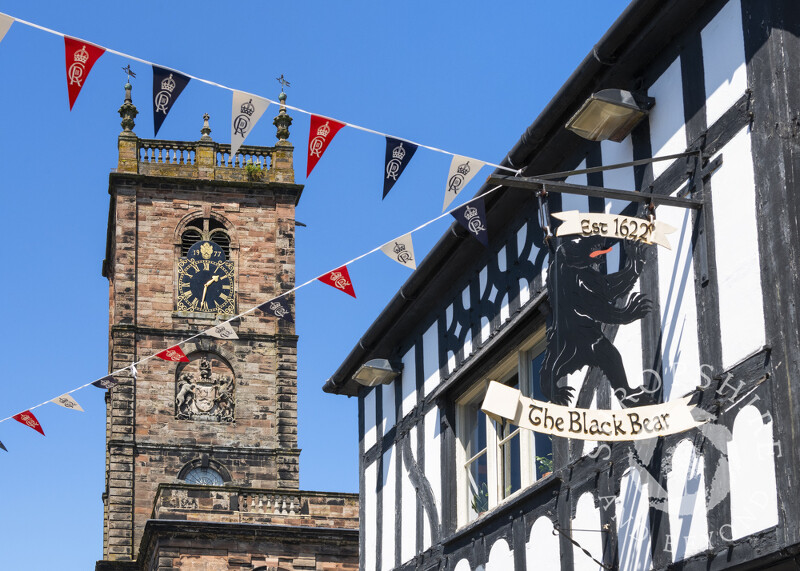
[393,242,407,255]
[392,142,406,161]
[161,73,177,93]
[317,121,331,137]
[393,241,412,264]
[464,204,479,220]
[457,161,471,176]
[240,98,255,116]
[73,45,90,64]
[330,270,350,290]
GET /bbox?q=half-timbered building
[324,0,800,569]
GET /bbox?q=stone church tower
[96,83,358,571]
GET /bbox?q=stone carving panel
[175,353,235,422]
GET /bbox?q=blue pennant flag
[383,137,418,199]
[152,66,191,136]
[451,199,489,247]
[258,297,294,322]
[0,440,6,452]
[92,375,119,390]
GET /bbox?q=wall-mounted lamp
[352,358,402,387]
[565,89,654,142]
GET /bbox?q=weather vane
[276,74,291,92]
[122,65,136,83]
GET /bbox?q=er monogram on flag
[156,345,190,362]
[64,37,105,110]
[258,297,294,322]
[307,115,346,176]
[13,410,45,436]
[383,137,418,199]
[318,265,356,298]
[152,66,191,136]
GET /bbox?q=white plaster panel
[382,381,396,434]
[729,405,778,539]
[616,467,653,571]
[364,388,377,451]
[364,461,377,571]
[519,277,530,307]
[497,245,507,273]
[400,429,418,564]
[453,560,472,571]
[563,160,589,213]
[702,0,747,127]
[710,127,766,368]
[657,205,701,401]
[517,223,527,257]
[401,346,417,418]
[500,293,510,323]
[572,492,604,571]
[566,365,590,408]
[480,316,491,346]
[463,329,473,361]
[615,279,645,392]
[382,447,397,571]
[526,516,561,569]
[446,304,454,330]
[649,58,687,178]
[601,137,636,191]
[423,408,442,551]
[486,538,514,571]
[462,284,471,310]
[668,440,709,561]
[423,322,440,396]
[479,267,488,297]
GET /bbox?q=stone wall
[104,149,304,560]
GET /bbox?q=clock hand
[200,275,220,306]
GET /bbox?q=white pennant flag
[51,393,84,412]
[231,91,271,157]
[0,14,14,43]
[380,233,417,270]
[204,321,239,340]
[443,155,485,212]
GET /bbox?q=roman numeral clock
[177,240,235,314]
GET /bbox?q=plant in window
[471,482,489,515]
[536,453,554,477]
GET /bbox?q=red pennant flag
[64,37,105,110]
[318,265,356,298]
[156,345,190,362]
[307,115,346,176]
[13,410,45,436]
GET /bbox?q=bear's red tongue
[589,246,613,259]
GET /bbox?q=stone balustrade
[124,138,292,183]
[151,484,359,530]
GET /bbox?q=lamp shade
[352,359,402,387]
[565,89,651,142]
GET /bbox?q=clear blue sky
[0,1,628,568]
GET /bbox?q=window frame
[455,329,548,526]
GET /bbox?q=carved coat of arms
[176,356,235,422]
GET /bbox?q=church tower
[97,83,357,571]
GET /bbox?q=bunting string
[0,185,504,431]
[1,12,519,176]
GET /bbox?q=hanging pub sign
[552,210,676,249]
[481,381,708,441]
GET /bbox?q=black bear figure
[540,235,653,407]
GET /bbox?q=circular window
[184,466,224,486]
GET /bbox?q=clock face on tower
[177,241,235,314]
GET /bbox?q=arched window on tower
[180,217,232,258]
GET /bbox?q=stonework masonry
[96,87,358,570]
